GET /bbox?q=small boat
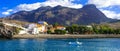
[68,41,82,45]
[68,39,82,46]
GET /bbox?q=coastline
[13,34,120,39]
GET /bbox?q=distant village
[0,20,67,35]
[18,21,67,34]
[0,19,120,36]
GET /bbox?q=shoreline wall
[13,34,120,39]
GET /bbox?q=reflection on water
[0,38,120,51]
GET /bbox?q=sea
[0,38,120,51]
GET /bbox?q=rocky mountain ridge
[5,4,113,25]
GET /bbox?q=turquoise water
[0,38,120,51]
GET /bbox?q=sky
[0,0,120,19]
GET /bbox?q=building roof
[38,21,48,25]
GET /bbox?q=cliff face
[6,4,112,25]
[0,21,21,39]
[0,23,13,39]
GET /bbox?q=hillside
[5,4,113,25]
[0,19,30,26]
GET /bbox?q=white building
[32,27,39,34]
[19,21,48,34]
[19,30,28,34]
[27,23,39,34]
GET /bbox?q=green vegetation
[66,25,93,34]
[47,24,120,34]
[54,29,66,34]
[47,29,66,34]
[12,26,22,35]
[0,23,4,27]
[92,25,120,34]
[53,22,59,27]
[66,24,120,34]
[47,30,52,34]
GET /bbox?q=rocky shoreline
[13,34,120,39]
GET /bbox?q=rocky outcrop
[0,23,13,39]
[0,28,13,39]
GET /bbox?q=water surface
[0,38,120,51]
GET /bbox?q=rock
[0,23,13,39]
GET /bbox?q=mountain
[109,20,120,23]
[5,4,113,25]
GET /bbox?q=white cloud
[100,9,120,19]
[2,12,9,15]
[16,2,41,11]
[87,0,120,19]
[2,0,120,20]
[2,0,82,16]
[2,9,13,15]
[41,0,82,8]
[87,0,120,8]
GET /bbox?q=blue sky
[0,0,46,16]
[0,0,120,19]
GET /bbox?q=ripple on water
[0,38,120,51]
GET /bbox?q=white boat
[68,39,82,45]
[69,41,82,45]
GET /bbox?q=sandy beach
[13,34,120,39]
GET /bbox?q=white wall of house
[27,24,40,34]
[32,28,39,34]
[18,23,47,34]
[28,24,37,31]
[19,30,29,34]
[40,25,46,32]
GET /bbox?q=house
[27,23,39,34]
[38,21,48,25]
[37,24,47,33]
[48,25,66,33]
[86,25,92,28]
[37,21,48,33]
[19,23,40,34]
[55,25,66,30]
[19,30,29,34]
[24,21,48,34]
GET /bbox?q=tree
[114,29,120,34]
[54,29,66,34]
[53,22,59,27]
[12,26,22,35]
[47,30,52,34]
